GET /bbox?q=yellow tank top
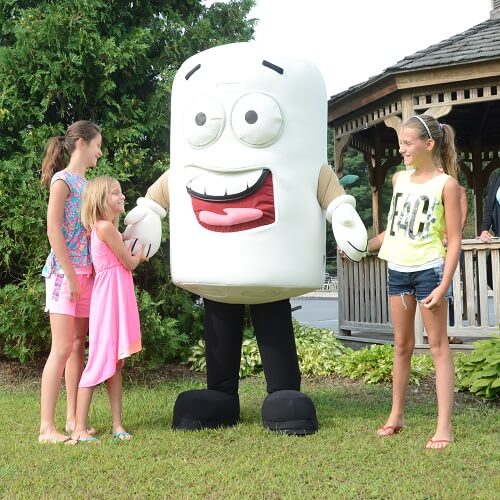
[378,170,449,266]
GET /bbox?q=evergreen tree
[0,0,255,362]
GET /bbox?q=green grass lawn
[0,364,498,499]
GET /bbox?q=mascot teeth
[186,168,268,201]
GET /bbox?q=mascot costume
[124,43,367,434]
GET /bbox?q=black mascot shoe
[261,390,318,435]
[172,389,240,430]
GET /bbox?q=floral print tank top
[42,170,91,277]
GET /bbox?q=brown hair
[81,176,120,230]
[40,120,101,188]
[403,114,459,179]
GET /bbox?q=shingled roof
[330,15,500,101]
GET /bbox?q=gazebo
[328,2,500,347]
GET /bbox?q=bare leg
[378,294,416,436]
[420,300,454,449]
[106,362,130,439]
[39,314,76,444]
[71,386,95,440]
[64,317,88,432]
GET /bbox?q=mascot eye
[184,97,225,148]
[231,93,283,147]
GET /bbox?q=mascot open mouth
[186,167,275,232]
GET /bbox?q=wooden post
[334,134,351,177]
[471,138,484,233]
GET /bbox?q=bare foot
[377,416,404,437]
[377,424,404,437]
[65,425,96,436]
[39,431,78,445]
[426,433,453,450]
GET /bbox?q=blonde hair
[41,120,101,188]
[403,114,459,179]
[81,176,120,230]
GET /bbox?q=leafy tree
[0,0,255,361]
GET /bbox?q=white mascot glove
[123,197,167,258]
[326,195,368,262]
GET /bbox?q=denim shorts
[387,265,452,302]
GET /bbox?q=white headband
[411,115,432,140]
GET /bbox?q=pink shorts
[45,271,94,318]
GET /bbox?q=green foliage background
[0,0,255,362]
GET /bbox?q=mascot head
[169,42,327,303]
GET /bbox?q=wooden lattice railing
[338,240,500,346]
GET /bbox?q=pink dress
[79,226,142,387]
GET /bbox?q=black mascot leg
[172,299,243,430]
[251,299,318,435]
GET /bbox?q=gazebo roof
[330,16,500,102]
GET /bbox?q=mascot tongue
[200,208,263,226]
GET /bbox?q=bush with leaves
[335,344,434,385]
[186,321,349,378]
[0,0,255,362]
[455,335,500,400]
[0,274,49,363]
[294,323,349,376]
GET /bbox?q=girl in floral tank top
[39,121,102,445]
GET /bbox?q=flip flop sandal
[113,431,132,441]
[39,436,78,445]
[77,436,100,443]
[377,425,403,437]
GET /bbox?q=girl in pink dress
[73,176,147,442]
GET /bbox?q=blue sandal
[113,431,132,441]
[77,436,99,443]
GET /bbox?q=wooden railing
[338,240,500,347]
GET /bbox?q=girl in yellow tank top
[366,114,462,450]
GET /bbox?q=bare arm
[422,178,462,309]
[96,221,146,271]
[367,231,385,253]
[459,186,468,230]
[46,180,81,301]
[47,180,75,277]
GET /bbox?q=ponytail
[41,136,66,188]
[439,123,459,180]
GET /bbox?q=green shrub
[294,323,349,376]
[134,288,192,368]
[0,276,49,362]
[455,335,500,400]
[335,344,434,385]
[185,321,348,378]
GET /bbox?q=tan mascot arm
[317,164,368,262]
[123,171,169,258]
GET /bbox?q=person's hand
[478,230,492,243]
[67,274,81,302]
[421,286,447,310]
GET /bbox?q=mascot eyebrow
[185,63,201,80]
[262,60,284,74]
[185,60,284,80]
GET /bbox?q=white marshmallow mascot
[124,42,367,434]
